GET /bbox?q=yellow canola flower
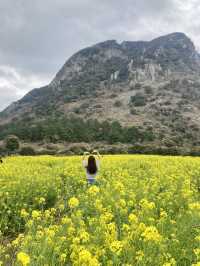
[136,250,144,262]
[128,213,138,224]
[127,200,134,208]
[160,210,168,219]
[142,226,162,242]
[50,208,56,215]
[20,209,29,218]
[138,222,147,232]
[110,240,123,255]
[194,249,200,260]
[78,249,100,266]
[44,210,51,219]
[100,211,114,224]
[189,202,200,210]
[94,199,103,211]
[17,252,30,266]
[68,197,79,209]
[12,234,24,247]
[195,236,200,242]
[26,219,33,228]
[122,223,130,233]
[114,181,125,192]
[72,237,80,245]
[119,199,126,208]
[79,231,90,243]
[31,210,41,219]
[61,216,71,224]
[1,155,200,265]
[67,226,76,236]
[45,228,55,238]
[38,197,45,204]
[140,198,155,210]
[163,259,176,266]
[58,204,65,211]
[60,253,67,262]
[36,230,44,240]
[88,185,100,195]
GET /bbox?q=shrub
[72,107,82,114]
[135,83,142,90]
[129,83,142,91]
[99,146,127,154]
[110,93,118,98]
[20,147,36,156]
[80,103,90,109]
[144,86,153,94]
[37,149,57,155]
[128,145,146,154]
[57,149,74,155]
[128,145,180,155]
[189,149,200,156]
[94,104,102,109]
[0,146,6,156]
[114,100,122,107]
[130,93,146,107]
[130,108,137,115]
[69,146,87,155]
[64,95,78,103]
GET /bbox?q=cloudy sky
[0,0,199,111]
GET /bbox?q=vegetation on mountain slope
[0,32,200,153]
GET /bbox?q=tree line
[0,117,155,144]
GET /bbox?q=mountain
[1,32,200,153]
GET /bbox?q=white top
[82,158,100,181]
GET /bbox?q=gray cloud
[0,65,50,110]
[0,0,200,110]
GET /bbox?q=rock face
[51,32,199,86]
[1,32,200,147]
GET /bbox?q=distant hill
[1,32,200,153]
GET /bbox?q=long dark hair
[87,155,97,174]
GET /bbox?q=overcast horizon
[0,0,200,111]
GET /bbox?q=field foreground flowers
[0,155,200,265]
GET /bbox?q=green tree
[5,135,20,152]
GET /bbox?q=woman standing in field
[82,150,101,184]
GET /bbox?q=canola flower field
[0,155,200,266]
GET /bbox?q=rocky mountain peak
[94,40,120,49]
[51,32,199,87]
[150,32,195,48]
[146,32,197,60]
